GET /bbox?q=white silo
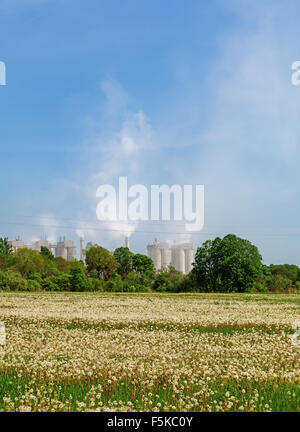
[153,243,161,270]
[161,243,170,269]
[56,240,68,260]
[56,238,77,260]
[179,247,186,273]
[171,242,194,274]
[171,244,182,271]
[185,244,194,274]
[147,238,162,270]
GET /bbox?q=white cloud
[8,1,300,264]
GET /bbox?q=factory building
[55,237,77,260]
[30,239,56,256]
[9,238,25,253]
[147,238,194,274]
[9,236,77,261]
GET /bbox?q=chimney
[80,237,85,261]
[125,235,130,249]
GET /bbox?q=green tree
[106,273,124,292]
[54,256,71,273]
[132,254,155,276]
[85,243,117,280]
[0,269,26,291]
[0,237,13,255]
[192,237,223,291]
[8,248,46,277]
[40,246,54,261]
[25,279,41,292]
[113,247,134,278]
[270,274,294,292]
[70,266,90,291]
[51,273,71,291]
[193,234,263,292]
[269,264,299,283]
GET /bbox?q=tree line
[0,235,299,293]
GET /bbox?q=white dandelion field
[0,292,299,412]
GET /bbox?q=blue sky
[1,0,300,264]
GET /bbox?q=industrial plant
[9,236,85,262]
[147,238,194,274]
[8,235,194,273]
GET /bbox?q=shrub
[51,273,71,291]
[269,274,294,293]
[41,277,60,291]
[122,271,151,292]
[70,267,91,292]
[89,277,105,292]
[153,267,186,292]
[0,270,26,291]
[105,273,124,292]
[27,270,43,284]
[25,279,41,292]
[0,270,10,290]
[7,249,46,277]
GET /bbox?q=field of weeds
[0,292,299,412]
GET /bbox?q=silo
[171,245,179,270]
[161,243,170,269]
[147,238,162,270]
[178,247,185,273]
[153,245,161,270]
[67,246,77,260]
[147,244,153,261]
[184,245,194,274]
[171,242,194,274]
[55,241,68,260]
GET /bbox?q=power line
[1,220,300,237]
[5,213,300,230]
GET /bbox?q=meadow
[0,292,299,412]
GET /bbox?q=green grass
[0,372,299,412]
[3,315,289,334]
